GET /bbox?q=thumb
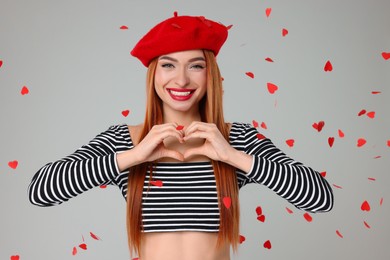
[161,148,184,162]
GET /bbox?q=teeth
[170,90,191,96]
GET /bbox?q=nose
[174,68,190,87]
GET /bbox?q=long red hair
[126,50,239,256]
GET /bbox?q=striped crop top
[28,122,334,233]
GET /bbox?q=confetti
[260,122,267,129]
[358,109,366,116]
[21,86,29,95]
[371,91,381,94]
[176,125,184,130]
[333,184,343,189]
[90,232,101,240]
[336,230,344,238]
[328,137,335,148]
[263,240,272,249]
[265,57,274,62]
[312,121,325,132]
[257,215,265,222]
[303,212,313,222]
[387,140,390,147]
[79,243,87,250]
[223,197,231,209]
[368,177,376,181]
[226,24,233,30]
[122,110,130,117]
[286,139,295,147]
[256,206,265,222]
[363,221,371,229]
[252,120,259,128]
[373,155,381,159]
[120,25,128,30]
[99,185,107,189]
[282,28,288,37]
[256,133,266,140]
[324,60,333,72]
[366,111,375,118]
[10,256,20,260]
[150,180,163,187]
[380,198,383,206]
[382,52,390,60]
[267,82,278,94]
[239,235,246,244]
[0,60,3,68]
[361,200,370,212]
[245,72,254,78]
[265,8,272,18]
[338,129,345,138]
[320,171,327,177]
[285,207,293,214]
[72,247,77,256]
[357,138,367,147]
[8,160,18,169]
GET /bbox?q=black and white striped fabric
[28,122,333,232]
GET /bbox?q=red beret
[131,13,229,67]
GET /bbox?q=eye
[161,63,175,69]
[190,64,206,70]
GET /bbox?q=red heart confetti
[358,109,366,116]
[120,25,128,30]
[255,206,262,215]
[380,198,383,206]
[99,185,107,189]
[286,139,295,147]
[357,138,367,147]
[368,177,376,181]
[245,72,254,78]
[10,256,20,260]
[122,110,130,117]
[361,200,370,211]
[79,243,87,250]
[312,121,325,132]
[90,231,101,240]
[252,120,259,128]
[285,207,293,214]
[336,230,344,238]
[72,246,77,255]
[371,91,381,94]
[333,184,343,189]
[150,180,163,187]
[382,52,390,60]
[328,137,335,147]
[256,133,266,140]
[366,111,375,118]
[267,82,278,94]
[338,129,345,138]
[387,140,390,147]
[260,122,267,129]
[282,28,288,37]
[8,160,18,169]
[265,8,272,18]
[0,60,3,68]
[265,57,274,62]
[176,125,184,131]
[324,60,333,72]
[263,240,272,249]
[373,155,381,159]
[239,235,246,244]
[223,197,231,209]
[257,215,266,222]
[303,212,313,222]
[363,221,371,229]
[320,171,327,177]
[21,86,29,95]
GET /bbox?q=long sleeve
[28,124,132,207]
[231,123,334,213]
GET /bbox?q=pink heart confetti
[333,184,343,189]
[380,198,383,206]
[8,160,18,169]
[223,197,231,209]
[21,86,29,95]
[368,177,376,181]
[336,230,344,238]
[267,82,278,94]
[245,72,254,78]
[324,60,333,72]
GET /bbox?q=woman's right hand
[116,123,184,171]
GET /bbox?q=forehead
[158,50,205,61]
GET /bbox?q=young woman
[28,13,334,260]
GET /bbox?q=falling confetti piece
[252,120,259,128]
[265,8,272,18]
[245,72,254,78]
[257,215,266,222]
[282,28,288,37]
[382,52,390,60]
[285,207,293,214]
[368,177,376,181]
[357,138,367,147]
[260,122,267,129]
[256,133,266,140]
[10,256,20,260]
[122,110,130,117]
[90,232,101,240]
[239,235,246,244]
[338,129,345,138]
[373,155,381,159]
[265,57,274,62]
[286,139,295,147]
[256,206,263,215]
[99,185,107,189]
[320,171,327,177]
[303,212,313,222]
[361,200,370,212]
[387,140,390,147]
[267,82,278,94]
[312,121,325,132]
[176,125,184,131]
[8,160,18,169]
[120,25,128,30]
[380,198,383,206]
[21,86,29,95]
[366,111,375,118]
[333,184,343,189]
[328,137,335,148]
[150,180,163,187]
[336,230,344,238]
[79,243,87,250]
[263,240,272,249]
[223,197,231,209]
[371,91,381,94]
[363,221,371,229]
[324,60,333,72]
[358,109,366,116]
[226,24,233,30]
[0,60,3,68]
[72,247,77,256]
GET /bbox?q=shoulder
[229,122,257,136]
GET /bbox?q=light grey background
[1,0,389,259]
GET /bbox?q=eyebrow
[158,56,206,63]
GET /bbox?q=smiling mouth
[167,88,195,101]
[169,90,193,96]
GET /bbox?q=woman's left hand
[182,122,234,162]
